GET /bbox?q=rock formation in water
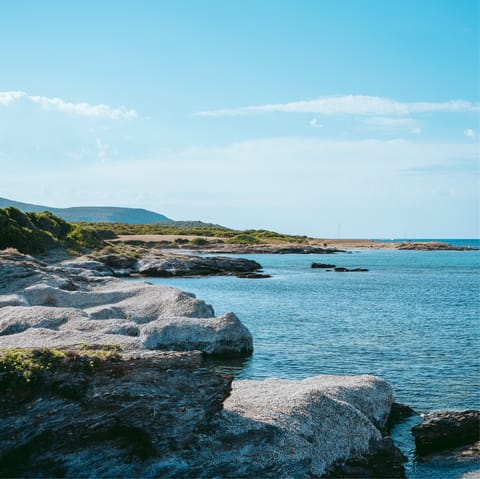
[397,242,476,251]
[311,262,336,268]
[412,410,480,455]
[333,267,369,272]
[85,250,263,277]
[0,251,253,355]
[137,254,262,277]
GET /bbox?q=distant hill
[0,197,172,224]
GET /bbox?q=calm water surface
[140,248,480,478]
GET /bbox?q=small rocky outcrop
[334,267,369,272]
[0,251,253,356]
[397,242,477,251]
[137,255,262,277]
[311,262,336,268]
[412,410,480,455]
[235,272,272,279]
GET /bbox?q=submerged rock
[235,272,272,279]
[334,267,369,272]
[0,252,253,356]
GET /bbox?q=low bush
[190,237,209,246]
[226,234,262,245]
[0,207,104,255]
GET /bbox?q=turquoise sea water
[140,247,480,478]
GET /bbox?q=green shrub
[27,211,72,237]
[0,207,104,254]
[66,225,103,251]
[190,237,209,246]
[226,234,262,245]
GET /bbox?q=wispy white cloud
[363,117,416,127]
[309,118,323,128]
[0,90,137,120]
[197,95,480,117]
[0,91,26,106]
[464,128,476,137]
[96,138,111,163]
[360,116,422,135]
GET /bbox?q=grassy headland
[81,221,312,245]
[0,207,317,258]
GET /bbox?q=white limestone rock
[140,312,253,354]
[220,374,393,477]
[0,252,253,355]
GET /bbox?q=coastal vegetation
[81,221,311,244]
[0,345,121,386]
[0,206,314,257]
[0,207,103,254]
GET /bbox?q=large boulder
[0,252,253,356]
[215,374,402,478]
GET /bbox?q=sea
[138,240,480,479]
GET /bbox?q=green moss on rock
[0,346,121,386]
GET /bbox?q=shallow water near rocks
[136,248,480,478]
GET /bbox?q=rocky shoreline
[114,235,478,253]
[0,347,407,478]
[1,250,478,478]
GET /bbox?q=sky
[0,0,479,238]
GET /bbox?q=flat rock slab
[0,252,253,356]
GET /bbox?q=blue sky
[1,0,479,237]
